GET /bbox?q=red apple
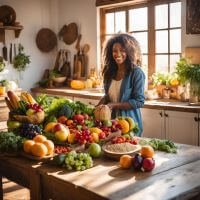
[73,114,84,122]
[53,123,62,132]
[142,158,155,172]
[99,132,106,139]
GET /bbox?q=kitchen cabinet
[74,97,98,107]
[141,108,199,146]
[141,108,165,139]
[165,111,199,146]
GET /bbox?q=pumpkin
[94,105,111,121]
[118,119,130,134]
[70,80,85,90]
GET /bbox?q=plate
[20,151,54,161]
[102,142,141,160]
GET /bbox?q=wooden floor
[2,178,30,200]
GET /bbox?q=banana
[7,91,20,109]
[125,117,135,131]
[21,92,29,103]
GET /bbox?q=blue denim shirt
[104,66,145,136]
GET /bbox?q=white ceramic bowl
[52,77,67,83]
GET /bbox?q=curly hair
[102,33,142,82]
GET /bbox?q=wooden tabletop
[31,87,200,113]
[1,143,199,200]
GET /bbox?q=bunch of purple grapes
[19,123,42,139]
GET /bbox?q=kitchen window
[100,0,181,79]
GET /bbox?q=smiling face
[112,43,127,66]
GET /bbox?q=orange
[43,140,54,155]
[119,155,133,169]
[66,120,73,126]
[23,140,35,154]
[33,135,47,143]
[31,143,48,157]
[140,146,154,158]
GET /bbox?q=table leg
[30,170,41,200]
[0,174,3,200]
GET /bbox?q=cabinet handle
[164,113,169,117]
[194,117,199,122]
[159,112,162,117]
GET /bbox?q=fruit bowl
[52,77,67,83]
[13,111,45,124]
[102,142,141,160]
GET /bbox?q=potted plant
[175,57,200,102]
[13,44,31,72]
[0,57,6,72]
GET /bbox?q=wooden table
[1,144,200,200]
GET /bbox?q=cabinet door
[141,108,165,139]
[74,97,99,107]
[165,111,198,146]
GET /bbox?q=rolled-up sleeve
[128,68,145,109]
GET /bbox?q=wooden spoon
[82,44,90,55]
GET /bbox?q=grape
[64,152,93,171]
[19,123,41,139]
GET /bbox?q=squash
[117,119,130,134]
[94,105,111,121]
[70,80,85,90]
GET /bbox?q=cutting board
[185,47,200,64]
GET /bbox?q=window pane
[170,2,181,28]
[155,4,168,29]
[156,55,168,73]
[170,29,181,53]
[129,7,147,31]
[156,30,168,53]
[170,54,180,72]
[106,13,114,34]
[115,11,126,33]
[132,32,148,54]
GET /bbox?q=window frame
[99,0,181,80]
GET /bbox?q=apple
[103,120,112,127]
[7,121,22,129]
[83,114,89,120]
[99,132,106,139]
[73,114,84,122]
[53,123,62,132]
[142,158,155,172]
[26,108,36,116]
[55,130,69,142]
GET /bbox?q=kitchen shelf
[0,26,24,43]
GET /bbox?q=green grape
[69,160,75,166]
[68,151,77,158]
[65,158,70,165]
[76,166,81,171]
[81,166,86,171]
[67,165,73,170]
[75,160,80,166]
[78,161,83,166]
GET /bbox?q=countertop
[31,87,200,113]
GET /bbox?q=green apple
[88,143,101,158]
[7,121,22,129]
[26,108,36,116]
[55,130,69,142]
[103,120,112,127]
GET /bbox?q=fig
[133,153,144,170]
[142,158,155,172]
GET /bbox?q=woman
[98,33,145,136]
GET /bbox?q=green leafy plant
[38,69,62,87]
[13,44,31,71]
[0,57,6,72]
[175,57,200,96]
